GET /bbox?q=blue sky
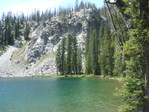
[0,0,104,16]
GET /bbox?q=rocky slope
[0,46,18,77]
[0,8,101,77]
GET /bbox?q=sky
[0,0,105,16]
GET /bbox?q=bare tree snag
[104,0,123,46]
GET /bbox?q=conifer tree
[75,0,79,12]
[85,29,100,75]
[85,36,91,74]
[66,33,72,74]
[91,30,100,75]
[56,33,81,75]
[77,48,82,74]
[15,17,20,39]
[36,10,40,23]
[105,0,149,111]
[71,34,77,74]
[24,22,30,40]
[85,35,92,74]
[0,21,2,45]
[56,38,66,75]
[99,26,114,76]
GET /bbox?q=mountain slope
[0,8,101,77]
[0,46,18,77]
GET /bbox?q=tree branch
[104,0,123,46]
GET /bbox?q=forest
[56,0,149,112]
[0,0,149,112]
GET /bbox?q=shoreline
[0,74,125,83]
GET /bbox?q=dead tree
[104,0,126,46]
[105,0,149,111]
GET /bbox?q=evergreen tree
[99,26,114,76]
[71,34,78,74]
[90,29,100,75]
[85,36,91,74]
[7,24,14,45]
[24,22,30,40]
[0,21,2,45]
[15,17,20,39]
[48,10,52,21]
[77,48,82,74]
[4,15,14,45]
[85,34,92,74]
[85,29,100,75]
[36,10,40,23]
[79,1,85,9]
[85,51,92,74]
[75,0,79,12]
[56,33,81,75]
[105,0,149,111]
[56,38,66,75]
[66,33,72,74]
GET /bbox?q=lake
[0,77,122,112]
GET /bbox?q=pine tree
[66,33,72,74]
[91,30,100,75]
[105,0,149,111]
[0,21,2,45]
[85,35,92,74]
[56,33,82,75]
[56,38,66,75]
[77,48,82,74]
[85,29,100,75]
[24,22,30,40]
[99,26,114,76]
[75,0,79,12]
[4,15,14,45]
[71,34,77,74]
[36,10,40,23]
[15,17,20,39]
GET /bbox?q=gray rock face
[0,8,101,77]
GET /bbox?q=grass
[35,51,56,67]
[35,54,50,67]
[11,41,28,61]
[0,45,8,56]
[65,74,96,78]
[32,74,99,78]
[32,74,60,77]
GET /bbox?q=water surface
[0,77,122,112]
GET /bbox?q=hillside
[0,8,101,77]
[1,0,149,111]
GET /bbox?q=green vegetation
[0,0,149,112]
[55,0,149,112]
[0,45,8,56]
[32,74,98,78]
[56,33,82,75]
[35,53,55,67]
[11,41,28,61]
[85,29,100,75]
[104,0,149,112]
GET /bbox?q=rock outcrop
[0,8,101,77]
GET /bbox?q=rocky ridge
[0,8,101,77]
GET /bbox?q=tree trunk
[143,49,149,112]
[140,0,149,111]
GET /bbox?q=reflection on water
[0,77,122,112]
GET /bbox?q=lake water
[0,77,122,112]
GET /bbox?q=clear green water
[0,77,122,112]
